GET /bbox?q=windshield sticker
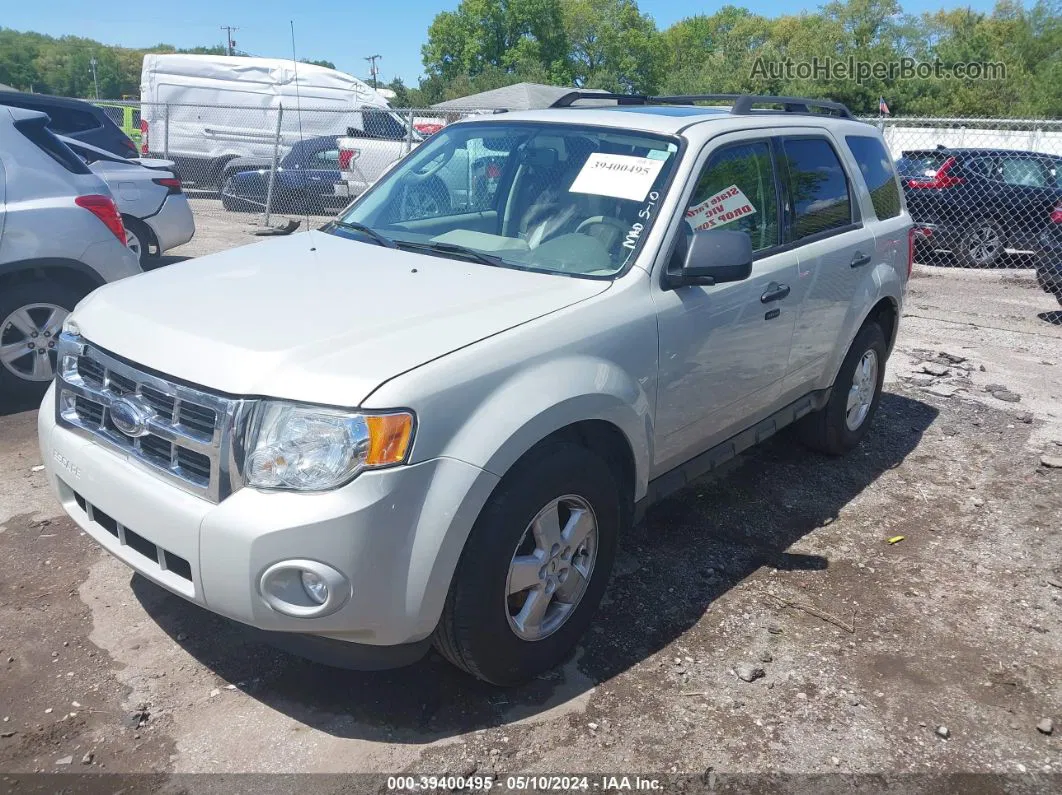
[685,185,757,231]
[569,153,666,202]
[645,149,671,161]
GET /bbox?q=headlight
[243,402,414,492]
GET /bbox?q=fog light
[258,559,350,618]
[301,570,328,604]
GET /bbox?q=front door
[652,136,799,474]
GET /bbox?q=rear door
[780,133,876,395]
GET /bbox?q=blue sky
[7,0,1003,85]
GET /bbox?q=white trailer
[139,54,393,188]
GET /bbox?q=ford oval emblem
[109,396,153,438]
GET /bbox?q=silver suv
[39,94,912,684]
[1,106,141,402]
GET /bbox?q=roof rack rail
[550,91,650,107]
[549,91,854,119]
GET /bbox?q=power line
[220,25,239,56]
[364,54,381,89]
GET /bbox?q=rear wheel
[434,441,622,685]
[797,321,887,456]
[123,216,157,264]
[0,281,86,402]
[954,220,1005,268]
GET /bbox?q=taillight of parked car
[338,148,360,170]
[75,194,127,244]
[907,227,916,278]
[140,119,149,156]
[152,176,183,195]
[1051,201,1062,224]
[905,157,964,189]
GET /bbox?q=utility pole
[364,54,381,90]
[220,26,239,56]
[89,57,100,99]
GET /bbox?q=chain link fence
[94,100,493,226]
[92,101,1062,303]
[866,116,1062,302]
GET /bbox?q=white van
[140,54,404,188]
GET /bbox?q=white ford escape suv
[39,94,912,685]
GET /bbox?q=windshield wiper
[395,240,507,268]
[330,220,398,249]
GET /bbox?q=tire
[797,321,887,456]
[954,220,1005,268]
[0,280,87,402]
[122,216,157,264]
[434,441,623,685]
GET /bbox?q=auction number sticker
[686,184,756,231]
[569,153,666,202]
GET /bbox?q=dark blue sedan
[220,136,346,215]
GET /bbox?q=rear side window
[14,117,91,175]
[780,137,853,240]
[845,135,902,220]
[998,156,1055,188]
[40,106,101,135]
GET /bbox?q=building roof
[433,83,609,111]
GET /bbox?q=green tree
[563,0,661,93]
[301,58,337,69]
[421,0,570,84]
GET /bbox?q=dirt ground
[1,252,1060,792]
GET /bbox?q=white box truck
[140,54,408,189]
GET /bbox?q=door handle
[760,282,791,303]
[850,251,872,268]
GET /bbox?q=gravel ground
[1,243,1060,790]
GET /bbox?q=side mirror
[667,227,753,288]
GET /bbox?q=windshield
[330,121,680,278]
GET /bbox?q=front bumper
[38,384,499,662]
[144,194,196,254]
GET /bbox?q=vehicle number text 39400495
[387,777,494,791]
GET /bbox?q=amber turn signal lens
[365,413,414,466]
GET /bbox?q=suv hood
[72,230,609,405]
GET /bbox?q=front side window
[845,135,901,220]
[684,141,778,252]
[781,137,853,240]
[332,121,680,278]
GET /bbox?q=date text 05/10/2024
[385,775,664,792]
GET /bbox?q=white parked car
[60,136,195,264]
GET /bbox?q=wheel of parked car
[955,220,1005,268]
[400,176,451,220]
[122,216,157,264]
[797,320,887,456]
[434,440,622,686]
[0,281,87,402]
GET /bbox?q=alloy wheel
[845,348,879,431]
[0,303,69,382]
[505,495,598,641]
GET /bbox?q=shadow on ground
[131,391,938,742]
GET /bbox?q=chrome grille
[55,333,248,503]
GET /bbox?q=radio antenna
[290,20,312,240]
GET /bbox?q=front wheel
[434,441,622,685]
[797,321,887,456]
